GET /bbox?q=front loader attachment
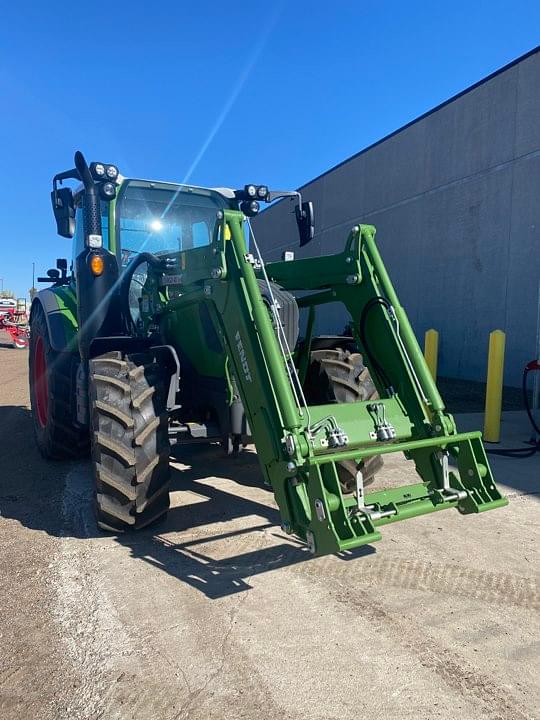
[163,212,507,556]
[289,426,506,555]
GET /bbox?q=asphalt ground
[0,343,538,719]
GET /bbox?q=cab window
[115,181,230,265]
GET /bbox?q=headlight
[90,161,119,182]
[99,182,116,201]
[240,199,260,217]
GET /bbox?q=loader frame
[156,210,507,556]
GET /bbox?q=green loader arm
[161,210,507,556]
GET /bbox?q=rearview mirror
[50,187,75,238]
[295,201,314,247]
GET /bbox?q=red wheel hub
[33,336,49,428]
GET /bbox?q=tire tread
[90,350,171,532]
[305,347,382,490]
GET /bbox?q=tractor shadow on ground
[115,444,375,599]
[0,405,373,599]
[4,405,534,600]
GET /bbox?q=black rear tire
[89,350,171,532]
[29,303,89,460]
[304,347,383,491]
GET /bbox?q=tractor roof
[73,177,236,203]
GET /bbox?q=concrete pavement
[0,347,538,719]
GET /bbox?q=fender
[31,285,79,353]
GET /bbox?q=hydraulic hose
[522,360,540,435]
[485,361,540,457]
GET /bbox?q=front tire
[89,350,171,532]
[304,348,383,491]
[29,303,89,459]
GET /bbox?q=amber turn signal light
[89,254,104,276]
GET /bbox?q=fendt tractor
[29,151,507,555]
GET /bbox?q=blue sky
[1,1,538,299]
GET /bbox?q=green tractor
[29,151,506,555]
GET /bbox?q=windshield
[116,181,231,266]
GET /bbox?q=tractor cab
[70,179,234,272]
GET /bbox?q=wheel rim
[33,336,48,427]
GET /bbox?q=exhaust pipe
[74,150,102,244]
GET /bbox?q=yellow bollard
[424,329,439,381]
[484,330,506,442]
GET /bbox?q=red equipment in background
[0,299,29,349]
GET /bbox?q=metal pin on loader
[432,451,468,502]
[352,468,397,521]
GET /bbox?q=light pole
[0,277,3,293]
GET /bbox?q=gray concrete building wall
[252,48,540,386]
